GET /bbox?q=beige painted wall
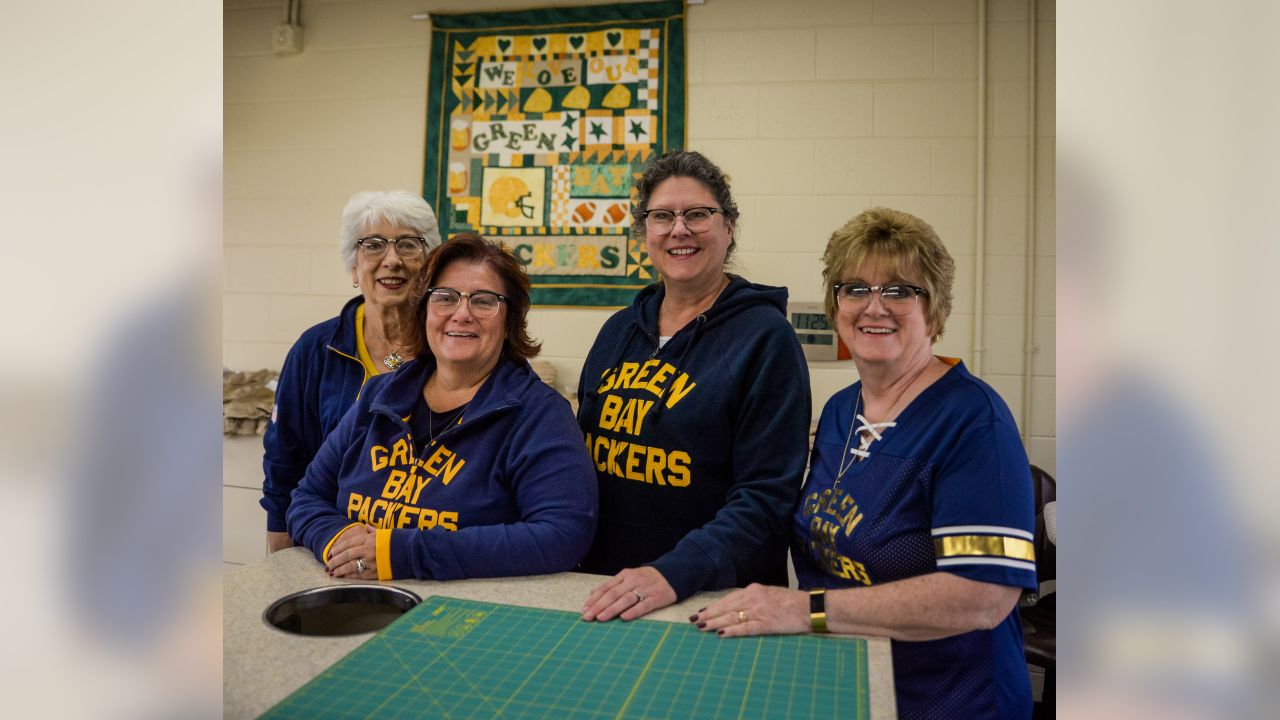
[224,0,1056,561]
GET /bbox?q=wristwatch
[809,588,829,633]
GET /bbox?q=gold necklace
[380,337,413,370]
[383,348,408,370]
[367,316,413,370]
[662,275,729,331]
[428,403,468,444]
[833,390,902,487]
[834,392,864,486]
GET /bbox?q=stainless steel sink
[263,584,421,636]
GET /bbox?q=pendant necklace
[383,349,407,370]
[428,403,468,444]
[660,274,730,336]
[833,392,864,487]
[371,320,412,370]
[382,338,412,370]
[832,390,898,488]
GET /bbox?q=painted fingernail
[688,614,698,622]
[698,607,707,612]
[716,630,724,636]
[696,622,706,629]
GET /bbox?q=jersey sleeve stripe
[932,524,1033,541]
[934,535,1036,562]
[937,557,1036,572]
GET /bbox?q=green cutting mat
[262,595,870,719]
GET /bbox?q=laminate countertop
[224,547,896,718]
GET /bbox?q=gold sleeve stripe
[934,535,1036,562]
[322,522,364,563]
[375,528,393,581]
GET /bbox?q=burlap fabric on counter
[224,369,278,436]
[223,362,572,437]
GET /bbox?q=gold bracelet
[809,588,829,633]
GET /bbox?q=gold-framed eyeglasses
[833,283,928,316]
[357,235,428,259]
[425,287,507,318]
[641,207,723,234]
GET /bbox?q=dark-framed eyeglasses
[357,235,428,259]
[833,283,928,315]
[425,287,507,318]
[641,207,723,234]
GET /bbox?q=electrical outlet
[271,23,303,54]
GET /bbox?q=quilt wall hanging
[423,0,686,307]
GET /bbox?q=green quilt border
[422,0,685,309]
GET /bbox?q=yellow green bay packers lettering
[801,486,871,585]
[345,493,459,531]
[806,541,872,585]
[355,439,467,531]
[595,360,697,408]
[369,439,466,485]
[583,432,691,487]
[802,487,864,537]
[589,359,699,489]
[596,395,654,435]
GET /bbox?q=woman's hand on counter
[326,525,377,579]
[581,566,677,622]
[691,583,809,638]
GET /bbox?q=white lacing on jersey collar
[850,414,896,460]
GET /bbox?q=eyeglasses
[425,287,507,318]
[833,283,928,315]
[641,207,723,234]
[357,236,428,260]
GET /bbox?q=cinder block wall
[224,0,1055,561]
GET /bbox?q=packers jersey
[793,358,1036,720]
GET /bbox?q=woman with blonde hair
[692,208,1037,719]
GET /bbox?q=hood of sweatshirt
[585,275,790,406]
[630,274,789,338]
[366,353,543,433]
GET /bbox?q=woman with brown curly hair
[577,151,811,622]
[288,233,597,581]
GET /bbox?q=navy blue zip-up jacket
[576,275,812,599]
[288,355,597,580]
[261,296,370,533]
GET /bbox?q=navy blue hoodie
[261,296,370,533]
[577,275,812,599]
[288,355,597,580]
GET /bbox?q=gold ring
[737,610,747,623]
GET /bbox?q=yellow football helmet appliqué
[488,176,536,220]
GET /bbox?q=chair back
[1030,465,1056,594]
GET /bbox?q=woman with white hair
[260,190,441,553]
